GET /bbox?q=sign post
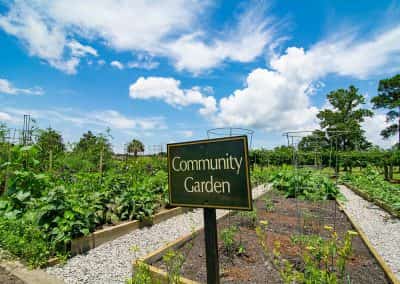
[204,208,219,284]
[167,136,252,284]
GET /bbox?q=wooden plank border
[343,182,400,218]
[70,206,192,255]
[134,260,198,284]
[132,186,399,284]
[131,188,269,283]
[133,209,233,283]
[0,260,64,284]
[336,193,400,284]
[0,207,194,284]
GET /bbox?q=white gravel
[339,185,400,280]
[46,185,269,284]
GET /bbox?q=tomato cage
[281,130,352,235]
[207,127,254,149]
[206,127,255,229]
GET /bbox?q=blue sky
[0,0,400,153]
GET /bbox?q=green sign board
[167,136,252,210]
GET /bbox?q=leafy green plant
[0,152,169,266]
[255,220,269,255]
[0,215,58,267]
[128,262,158,284]
[163,249,185,284]
[256,220,358,283]
[238,207,258,228]
[263,195,275,212]
[280,228,357,283]
[341,166,400,215]
[269,166,339,201]
[220,225,240,259]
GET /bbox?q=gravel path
[339,185,400,280]
[46,185,269,284]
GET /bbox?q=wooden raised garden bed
[135,190,393,284]
[70,206,192,255]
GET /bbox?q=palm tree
[127,139,145,157]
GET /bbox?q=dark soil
[154,190,390,284]
[0,266,25,284]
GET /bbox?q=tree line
[249,73,400,179]
[0,125,146,174]
[1,73,399,167]
[298,74,400,152]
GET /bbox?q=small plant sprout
[219,225,247,259]
[263,195,275,212]
[163,249,185,284]
[271,228,358,283]
[130,245,140,254]
[255,220,269,256]
[220,225,238,259]
[128,262,157,284]
[238,206,258,228]
[237,244,246,255]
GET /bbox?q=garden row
[134,168,391,283]
[252,165,339,201]
[250,148,400,180]
[0,145,169,267]
[253,164,400,218]
[340,166,400,218]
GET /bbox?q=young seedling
[163,249,185,284]
[238,206,258,228]
[263,195,275,212]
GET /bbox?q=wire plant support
[206,127,255,258]
[207,128,254,149]
[282,130,352,236]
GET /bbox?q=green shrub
[341,166,400,215]
[0,215,56,267]
[270,166,339,201]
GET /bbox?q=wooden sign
[167,135,252,210]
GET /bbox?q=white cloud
[110,60,124,70]
[214,68,319,131]
[111,55,159,71]
[0,107,169,153]
[0,1,274,73]
[0,2,98,74]
[127,60,159,70]
[90,110,166,130]
[127,54,159,70]
[362,114,396,148]
[270,26,400,81]
[213,24,400,133]
[1,107,166,131]
[0,78,44,95]
[165,4,274,73]
[0,111,13,122]
[129,77,217,116]
[180,130,194,138]
[68,40,98,57]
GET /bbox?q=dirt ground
[0,266,24,284]
[154,190,390,283]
